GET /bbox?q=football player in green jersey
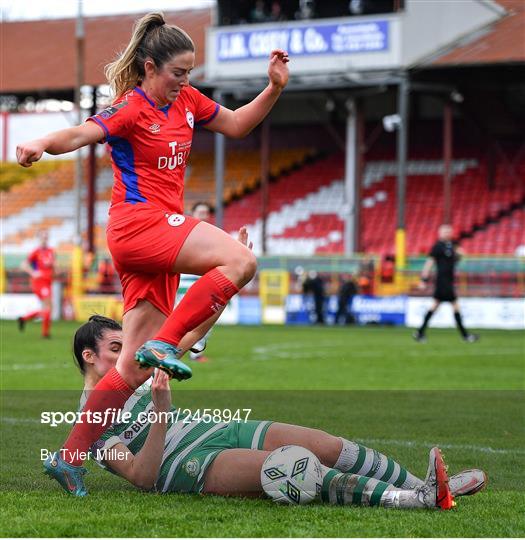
[54,315,486,509]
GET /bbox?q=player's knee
[309,429,341,466]
[230,249,257,287]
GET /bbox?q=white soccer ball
[260,445,323,505]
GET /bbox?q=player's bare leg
[172,221,257,285]
[137,222,256,374]
[263,423,341,466]
[203,448,268,497]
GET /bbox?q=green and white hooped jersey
[82,381,226,493]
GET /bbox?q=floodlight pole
[213,90,225,229]
[74,0,85,244]
[343,98,359,255]
[395,72,409,269]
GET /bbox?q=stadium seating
[224,151,525,256]
[184,148,315,210]
[461,208,525,255]
[1,165,113,253]
[2,148,523,257]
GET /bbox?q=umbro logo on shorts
[166,214,186,227]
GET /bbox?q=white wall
[402,0,504,66]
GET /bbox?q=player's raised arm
[205,49,289,139]
[104,369,171,490]
[16,122,104,167]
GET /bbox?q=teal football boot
[43,453,88,497]
[135,340,192,380]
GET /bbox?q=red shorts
[31,278,52,300]
[107,203,200,317]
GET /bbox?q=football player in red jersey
[17,12,289,494]
[18,230,54,338]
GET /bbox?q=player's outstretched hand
[16,140,46,168]
[151,368,172,413]
[237,226,253,250]
[268,49,289,90]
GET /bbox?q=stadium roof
[428,0,525,67]
[0,8,211,95]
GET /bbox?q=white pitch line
[0,363,67,371]
[1,418,523,456]
[252,346,521,361]
[0,416,40,424]
[360,437,525,455]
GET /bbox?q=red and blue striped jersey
[88,85,219,213]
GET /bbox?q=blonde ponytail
[105,12,194,99]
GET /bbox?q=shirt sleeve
[89,427,122,471]
[189,86,220,127]
[86,99,135,142]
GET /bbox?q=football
[261,445,324,505]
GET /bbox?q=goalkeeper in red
[16,12,289,495]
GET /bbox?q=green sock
[321,467,425,509]
[334,438,424,489]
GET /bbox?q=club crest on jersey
[149,123,161,133]
[166,214,186,227]
[184,458,200,477]
[186,110,194,129]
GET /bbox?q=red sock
[42,309,51,337]
[62,367,133,465]
[154,268,238,346]
[23,310,41,321]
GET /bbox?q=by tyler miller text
[41,448,127,463]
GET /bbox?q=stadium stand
[222,148,523,256]
[3,149,522,257]
[1,164,113,253]
[184,148,316,209]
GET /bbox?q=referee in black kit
[413,224,479,343]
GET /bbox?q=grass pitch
[0,321,524,537]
